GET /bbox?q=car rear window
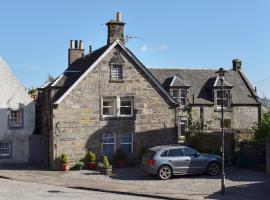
[144,150,156,158]
[168,148,183,157]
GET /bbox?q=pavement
[0,165,269,200]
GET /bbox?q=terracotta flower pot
[88,162,97,170]
[62,164,69,171]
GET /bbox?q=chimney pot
[89,45,92,54]
[79,40,84,50]
[70,40,75,49]
[75,40,78,49]
[116,12,122,22]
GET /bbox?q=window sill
[214,107,232,112]
[109,79,125,83]
[8,126,23,130]
[101,116,135,120]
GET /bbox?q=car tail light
[147,159,156,165]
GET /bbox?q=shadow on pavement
[206,181,270,200]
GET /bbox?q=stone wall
[50,46,176,169]
[188,105,259,132]
[267,136,270,175]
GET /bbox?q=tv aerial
[126,34,143,43]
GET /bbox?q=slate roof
[47,45,109,102]
[149,68,259,105]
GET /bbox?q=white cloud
[140,44,168,52]
[140,44,148,52]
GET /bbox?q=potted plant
[60,153,69,171]
[98,156,112,175]
[74,161,84,170]
[113,148,128,168]
[86,151,97,170]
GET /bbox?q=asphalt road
[0,178,155,200]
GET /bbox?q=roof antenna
[126,34,143,43]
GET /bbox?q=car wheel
[207,162,220,176]
[158,165,172,180]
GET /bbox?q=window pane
[103,107,114,116]
[10,110,21,127]
[120,133,132,143]
[160,150,168,157]
[0,142,10,156]
[120,107,131,115]
[103,133,114,143]
[121,144,132,154]
[103,98,115,116]
[103,144,114,157]
[168,149,183,157]
[112,65,123,80]
[182,147,197,156]
[121,100,131,107]
[120,98,132,116]
[171,90,179,99]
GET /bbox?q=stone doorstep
[0,170,206,200]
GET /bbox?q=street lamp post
[215,68,227,194]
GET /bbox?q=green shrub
[102,156,110,168]
[60,153,69,165]
[74,161,84,170]
[86,151,96,162]
[253,111,270,143]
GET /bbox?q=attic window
[111,65,123,81]
[170,89,187,105]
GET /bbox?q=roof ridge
[148,67,226,71]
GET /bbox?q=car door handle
[185,159,190,162]
[168,160,172,162]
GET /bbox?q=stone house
[0,57,35,164]
[37,13,261,168]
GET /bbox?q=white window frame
[119,97,133,117]
[102,132,116,156]
[170,89,179,100]
[9,109,22,127]
[170,89,187,105]
[180,89,187,105]
[102,97,116,117]
[0,142,11,157]
[179,119,188,137]
[216,89,230,109]
[111,65,123,81]
[120,132,133,154]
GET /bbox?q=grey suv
[141,145,221,180]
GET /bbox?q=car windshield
[143,150,156,158]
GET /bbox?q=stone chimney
[68,40,84,67]
[106,12,125,45]
[232,59,242,71]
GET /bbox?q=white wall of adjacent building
[0,57,35,163]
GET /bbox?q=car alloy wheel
[158,166,172,180]
[207,162,220,176]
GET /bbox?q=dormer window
[170,89,187,105]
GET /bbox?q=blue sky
[1,0,270,97]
